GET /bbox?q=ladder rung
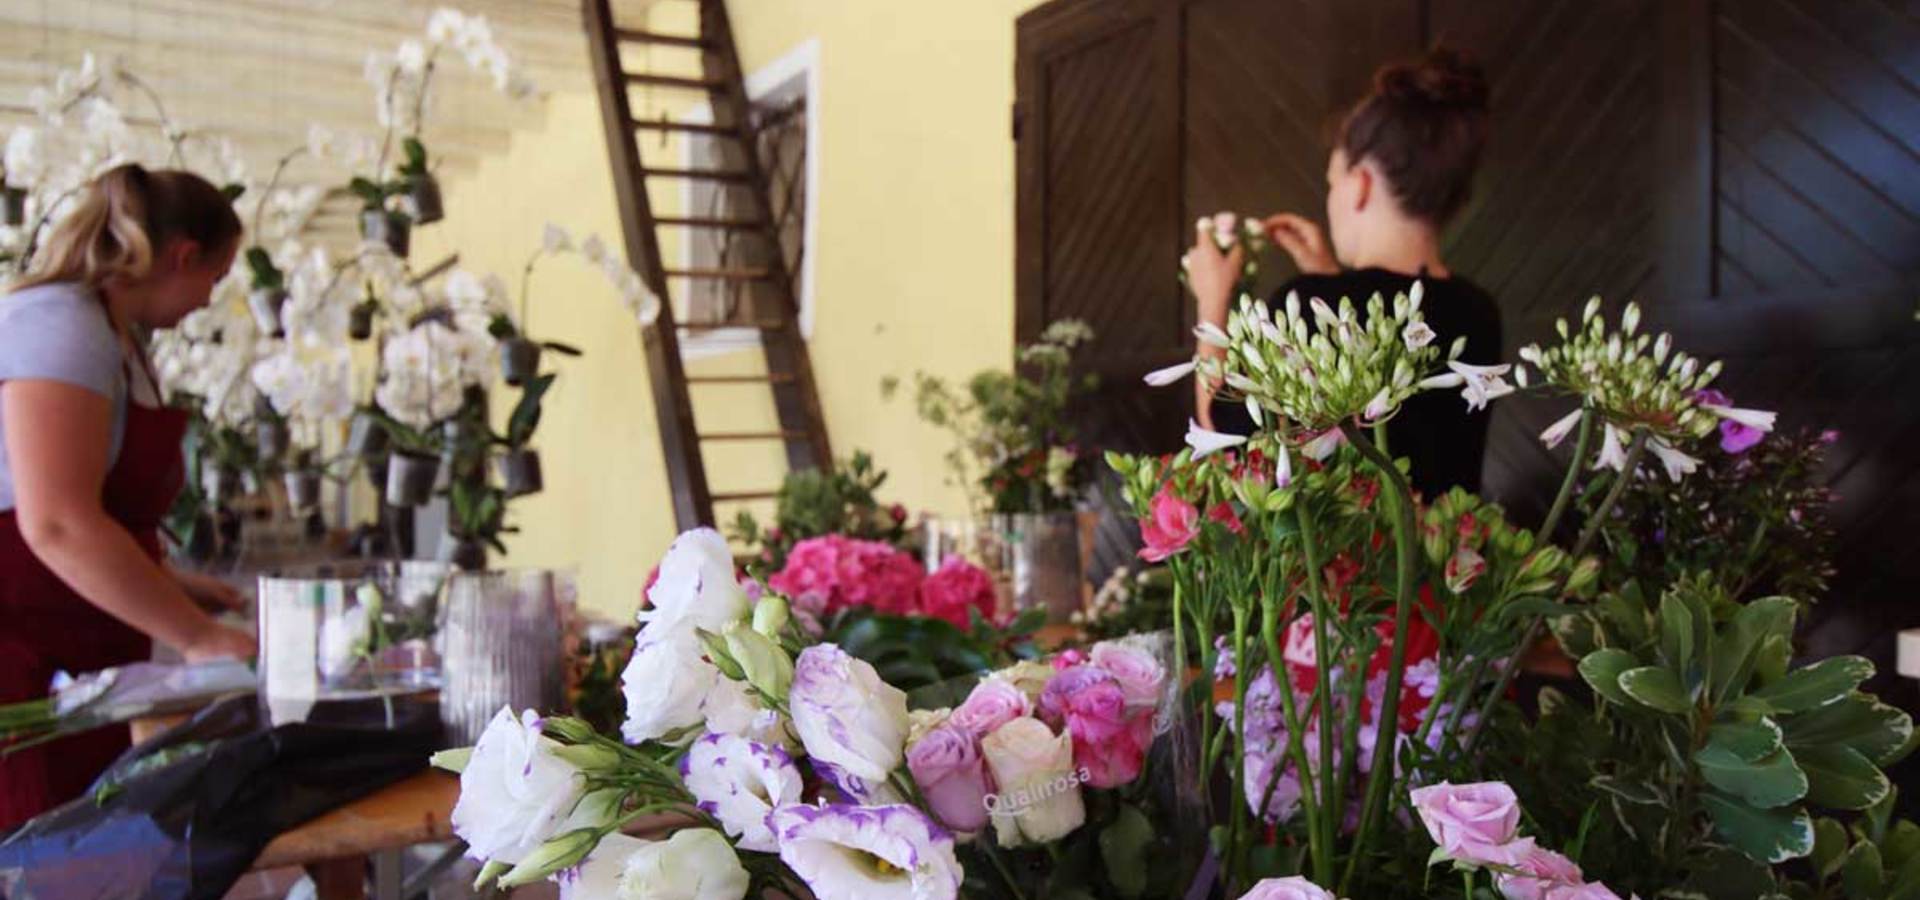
[634,119,741,136]
[654,215,767,229]
[665,267,772,280]
[687,373,798,385]
[699,430,808,443]
[625,73,727,91]
[711,490,779,502]
[641,167,752,182]
[679,320,785,333]
[612,28,708,49]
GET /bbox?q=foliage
[825,606,1045,694]
[885,319,1098,515]
[730,450,912,571]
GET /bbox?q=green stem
[1534,410,1595,544]
[1337,422,1420,896]
[1294,503,1340,879]
[980,839,1029,900]
[1228,602,1252,887]
[1460,428,1652,756]
[1259,549,1325,866]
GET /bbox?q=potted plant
[243,247,288,338]
[283,449,325,512]
[253,395,289,463]
[350,178,412,258]
[398,137,443,225]
[1,175,25,227]
[494,373,553,498]
[349,286,379,341]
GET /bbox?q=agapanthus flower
[769,804,963,900]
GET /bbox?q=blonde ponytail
[12,163,243,293]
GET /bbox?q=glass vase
[438,569,576,745]
[257,564,442,726]
[986,511,1085,624]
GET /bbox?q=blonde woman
[0,163,256,827]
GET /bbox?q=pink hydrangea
[918,557,1001,628]
[769,535,924,618]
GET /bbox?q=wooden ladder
[583,0,831,530]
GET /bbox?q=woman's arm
[1185,220,1242,430]
[168,566,247,613]
[3,380,254,661]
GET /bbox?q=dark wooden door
[1016,0,1920,702]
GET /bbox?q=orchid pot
[499,337,541,387]
[284,470,323,512]
[239,468,263,497]
[255,418,289,463]
[495,448,543,498]
[200,466,239,505]
[985,510,1085,624]
[348,301,377,341]
[384,450,439,508]
[360,209,412,258]
[438,568,574,744]
[1,186,26,227]
[247,287,288,338]
[406,173,444,225]
[443,535,488,573]
[346,410,388,458]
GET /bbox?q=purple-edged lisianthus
[680,732,802,852]
[789,644,910,782]
[557,828,748,900]
[769,803,963,900]
[449,708,592,866]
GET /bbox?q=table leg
[307,857,365,900]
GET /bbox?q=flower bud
[1566,557,1601,597]
[429,746,472,774]
[552,742,623,773]
[1583,296,1602,322]
[472,860,510,891]
[726,624,794,703]
[696,628,747,681]
[753,594,790,637]
[497,828,599,888]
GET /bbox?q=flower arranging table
[249,771,458,900]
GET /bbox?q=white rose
[641,528,752,635]
[450,708,589,865]
[560,829,749,900]
[980,716,1086,846]
[788,644,909,783]
[620,626,719,744]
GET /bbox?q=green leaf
[1754,635,1792,686]
[1753,657,1876,713]
[1695,745,1808,808]
[1590,774,1663,805]
[1814,818,1851,879]
[402,137,429,172]
[541,340,584,357]
[1842,841,1885,900]
[1598,583,1653,646]
[1799,745,1891,811]
[1098,803,1153,899]
[506,373,557,447]
[1887,820,1920,872]
[1702,791,1815,863]
[1659,589,1698,677]
[1787,694,1914,763]
[1713,596,1798,703]
[1579,648,1639,708]
[220,182,246,202]
[1620,665,1693,714]
[1707,718,1785,763]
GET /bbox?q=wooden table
[251,771,460,900]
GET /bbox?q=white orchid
[374,319,496,429]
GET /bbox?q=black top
[1210,267,1503,498]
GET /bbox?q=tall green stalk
[1293,503,1340,875]
[1534,410,1596,544]
[1337,422,1421,895]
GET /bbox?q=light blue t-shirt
[0,282,131,512]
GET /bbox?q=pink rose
[949,678,1032,738]
[917,557,1000,628]
[1040,666,1149,788]
[1496,847,1584,900]
[1235,876,1337,900]
[1409,781,1534,867]
[1050,648,1088,671]
[1090,641,1165,712]
[1138,487,1199,562]
[906,725,992,833]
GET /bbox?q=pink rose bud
[1496,846,1584,900]
[906,725,992,833]
[949,677,1033,739]
[1409,780,1535,867]
[1235,876,1337,900]
[1090,641,1166,712]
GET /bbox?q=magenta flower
[949,678,1033,739]
[769,535,924,618]
[917,557,1000,628]
[1040,665,1152,788]
[1138,487,1200,562]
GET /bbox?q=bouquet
[435,527,1174,900]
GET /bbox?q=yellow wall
[419,0,1045,618]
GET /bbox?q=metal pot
[349,303,376,341]
[445,537,488,573]
[360,210,411,258]
[384,450,439,507]
[496,448,543,499]
[407,174,444,225]
[201,466,240,505]
[346,410,388,458]
[285,470,323,511]
[2,186,26,227]
[499,338,542,387]
[255,418,289,462]
[247,287,288,338]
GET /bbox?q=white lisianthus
[560,829,749,900]
[450,708,591,866]
[980,716,1086,846]
[619,626,720,745]
[640,528,753,635]
[699,673,795,750]
[682,732,802,852]
[770,804,962,900]
[789,644,909,782]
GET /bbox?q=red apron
[0,345,187,830]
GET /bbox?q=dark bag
[0,694,441,900]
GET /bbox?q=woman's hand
[172,568,247,614]
[1262,213,1338,276]
[181,621,257,663]
[1184,218,1244,320]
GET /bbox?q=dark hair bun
[1376,47,1488,112]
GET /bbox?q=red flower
[1207,502,1246,536]
[1138,487,1200,562]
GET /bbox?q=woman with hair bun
[0,163,256,827]
[1188,47,1503,498]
